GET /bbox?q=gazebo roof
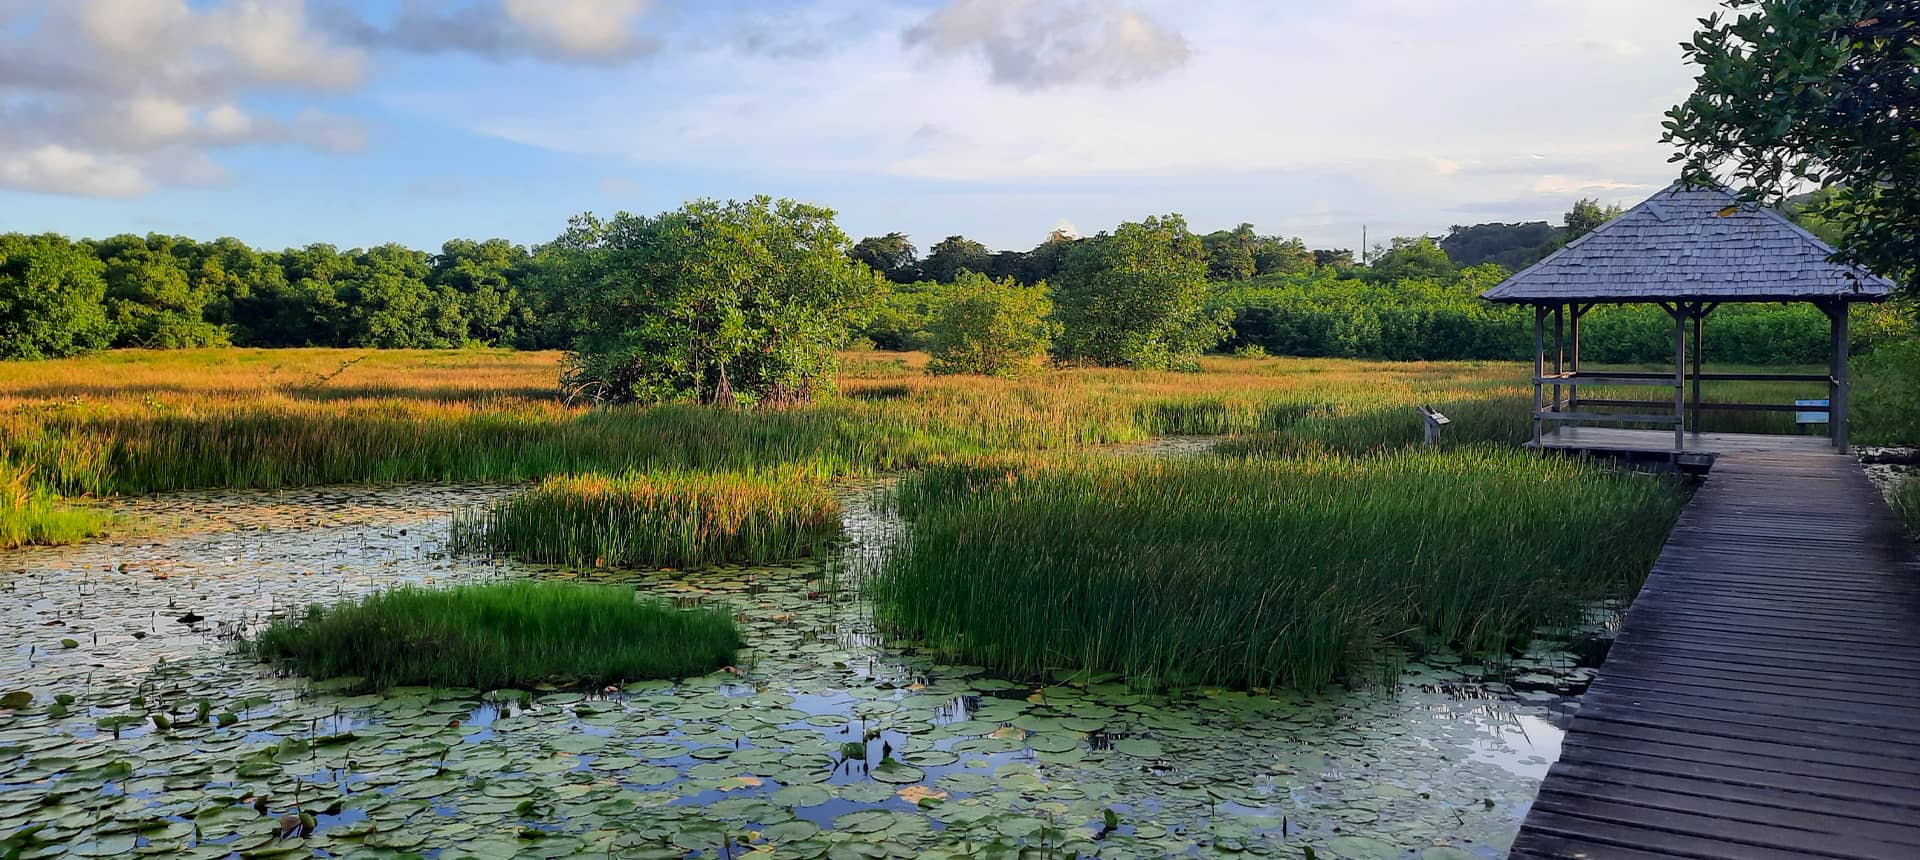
[1482,184,1894,305]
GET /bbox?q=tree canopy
[1665,0,1917,290]
[554,197,885,406]
[1051,214,1229,370]
[0,234,113,360]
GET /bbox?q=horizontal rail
[1536,411,1681,425]
[1535,376,1681,388]
[1695,372,1833,383]
[1578,398,1828,415]
[1566,371,1832,384]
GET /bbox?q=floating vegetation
[871,449,1683,691]
[450,469,842,569]
[0,482,1585,858]
[252,581,742,690]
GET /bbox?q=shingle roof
[1481,184,1895,304]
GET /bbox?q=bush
[1052,215,1229,369]
[1855,338,1920,446]
[451,469,842,569]
[926,272,1058,377]
[551,197,886,406]
[253,581,742,689]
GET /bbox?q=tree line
[0,233,556,358]
[3,194,1908,407]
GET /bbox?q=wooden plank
[1515,450,1920,858]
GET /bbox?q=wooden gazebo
[1482,184,1893,462]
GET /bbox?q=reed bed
[0,461,110,549]
[252,581,742,689]
[869,450,1684,691]
[0,348,1901,548]
[451,470,843,568]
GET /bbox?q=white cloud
[0,0,367,197]
[505,0,653,62]
[442,0,1720,244]
[0,145,150,197]
[904,0,1190,90]
[324,0,659,65]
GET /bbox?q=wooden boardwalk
[1511,451,1920,859]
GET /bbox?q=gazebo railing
[1529,301,1851,453]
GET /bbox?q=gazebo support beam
[1532,305,1547,447]
[1824,301,1851,452]
[1661,302,1688,453]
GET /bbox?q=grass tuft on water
[869,448,1685,692]
[0,461,111,549]
[252,581,742,689]
[1892,475,1920,537]
[451,470,842,568]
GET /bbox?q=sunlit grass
[252,581,742,690]
[0,461,111,550]
[452,470,842,569]
[869,449,1685,691]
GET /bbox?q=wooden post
[1691,306,1705,432]
[1569,304,1585,415]
[1533,305,1547,448]
[1553,304,1565,416]
[1672,304,1687,453]
[1830,302,1851,452]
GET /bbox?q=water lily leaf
[772,784,831,808]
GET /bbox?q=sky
[0,0,1726,254]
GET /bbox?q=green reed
[0,461,111,550]
[451,469,843,569]
[251,581,742,690]
[869,449,1684,692]
[1892,475,1920,537]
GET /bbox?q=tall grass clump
[870,450,1684,691]
[252,581,742,689]
[0,461,111,549]
[1891,476,1920,538]
[452,469,842,569]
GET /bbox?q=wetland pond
[0,470,1614,859]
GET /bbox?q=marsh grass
[0,462,111,550]
[1892,476,1920,537]
[870,449,1684,691]
[252,581,742,690]
[0,349,1884,499]
[451,470,842,568]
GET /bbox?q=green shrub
[926,272,1058,378]
[1210,270,1901,365]
[870,450,1682,691]
[253,581,741,689]
[451,469,841,569]
[1855,338,1920,446]
[1053,215,1230,369]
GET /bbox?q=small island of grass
[451,469,842,569]
[253,581,742,690]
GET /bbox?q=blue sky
[0,0,1722,254]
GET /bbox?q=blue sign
[1796,399,1829,425]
